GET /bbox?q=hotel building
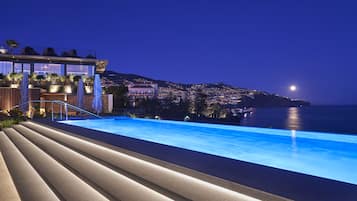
[0,48,111,114]
[127,83,158,99]
[0,53,106,76]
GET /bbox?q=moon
[290,85,297,91]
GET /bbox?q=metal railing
[3,100,102,121]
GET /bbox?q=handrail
[2,100,102,121]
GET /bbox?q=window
[14,63,31,73]
[23,64,31,73]
[34,63,63,75]
[14,63,22,73]
[0,61,12,74]
[66,65,94,76]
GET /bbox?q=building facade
[127,83,158,99]
[0,54,107,76]
[0,50,111,113]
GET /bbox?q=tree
[164,91,175,109]
[21,46,39,55]
[193,89,207,116]
[177,99,190,116]
[42,47,57,56]
[210,103,222,118]
[61,49,78,57]
[106,85,129,111]
[6,40,19,54]
[138,98,161,116]
[61,51,69,57]
[168,99,190,118]
[68,49,78,57]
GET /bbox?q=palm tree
[6,40,19,54]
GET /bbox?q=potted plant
[48,73,61,93]
[84,76,94,94]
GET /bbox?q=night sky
[1,0,357,105]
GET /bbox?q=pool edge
[36,119,357,201]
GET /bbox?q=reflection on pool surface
[61,117,357,185]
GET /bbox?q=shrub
[8,108,22,117]
[0,119,18,130]
[0,112,9,121]
[0,109,26,130]
[73,75,82,82]
[8,108,25,121]
[36,74,45,81]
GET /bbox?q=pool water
[61,117,357,185]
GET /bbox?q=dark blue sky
[2,0,357,104]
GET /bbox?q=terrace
[0,68,356,200]
[0,45,112,114]
[0,44,356,201]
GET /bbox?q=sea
[239,106,357,135]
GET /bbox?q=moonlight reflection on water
[239,106,357,134]
[286,107,301,130]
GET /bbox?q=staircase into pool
[0,121,287,201]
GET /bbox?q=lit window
[14,63,22,73]
[23,64,31,73]
[34,63,63,75]
[0,61,12,75]
[66,65,94,76]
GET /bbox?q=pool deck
[38,119,357,201]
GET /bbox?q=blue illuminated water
[61,118,357,185]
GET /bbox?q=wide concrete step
[16,123,187,201]
[3,128,110,201]
[12,124,174,201]
[21,121,283,201]
[0,131,60,201]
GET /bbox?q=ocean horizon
[240,105,357,134]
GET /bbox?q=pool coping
[35,119,357,201]
[62,117,357,144]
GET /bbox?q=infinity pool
[61,117,357,185]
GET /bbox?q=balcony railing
[4,100,102,121]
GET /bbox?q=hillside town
[102,70,309,112]
[102,71,309,121]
